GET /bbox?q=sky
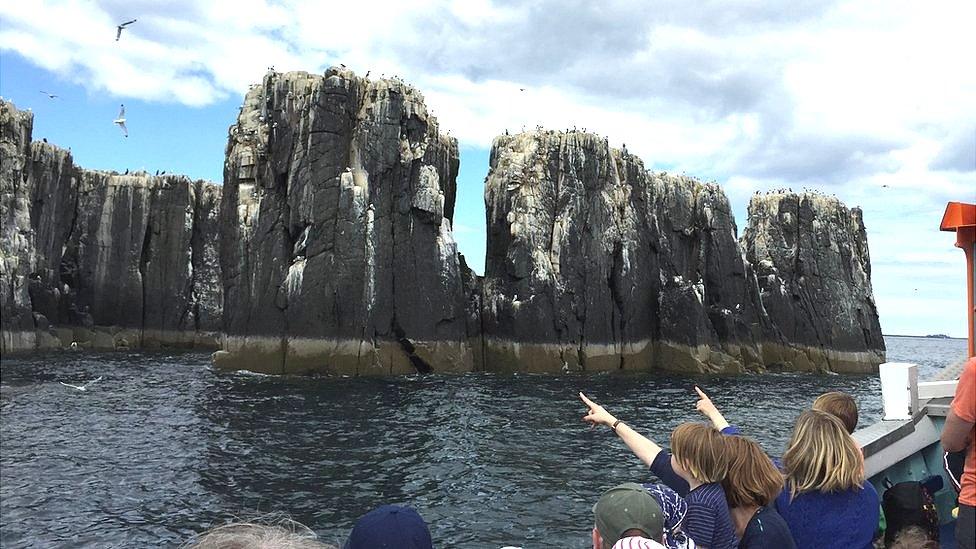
[1,0,974,338]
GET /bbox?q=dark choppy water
[0,336,967,548]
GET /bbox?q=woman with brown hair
[775,410,879,549]
[721,436,795,548]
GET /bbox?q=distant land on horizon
[883,333,965,340]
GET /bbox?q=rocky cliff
[480,130,884,373]
[0,99,222,353]
[742,192,885,372]
[214,69,475,375]
[2,69,886,374]
[481,131,772,373]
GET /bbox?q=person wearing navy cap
[345,504,434,549]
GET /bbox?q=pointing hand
[579,392,617,427]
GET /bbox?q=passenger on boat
[811,391,858,434]
[640,483,697,549]
[940,356,976,549]
[775,410,879,549]
[886,525,938,548]
[344,504,433,549]
[580,393,738,549]
[721,436,795,549]
[591,482,666,549]
[182,518,336,548]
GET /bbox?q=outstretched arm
[695,386,730,431]
[579,392,662,466]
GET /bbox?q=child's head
[669,423,728,483]
[783,410,863,497]
[721,436,784,508]
[812,391,858,434]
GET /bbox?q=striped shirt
[651,452,738,549]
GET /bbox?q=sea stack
[215,68,476,375]
[742,192,885,372]
[2,78,886,374]
[480,130,769,373]
[0,99,222,353]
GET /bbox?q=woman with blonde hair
[775,410,878,549]
[721,436,795,548]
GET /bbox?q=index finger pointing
[694,385,707,399]
[579,392,594,406]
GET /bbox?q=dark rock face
[481,131,771,373]
[2,74,885,374]
[742,193,885,372]
[0,99,222,353]
[215,69,473,375]
[1,101,39,351]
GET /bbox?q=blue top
[774,482,879,549]
[739,506,796,549]
[651,452,738,549]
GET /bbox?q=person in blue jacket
[775,410,878,549]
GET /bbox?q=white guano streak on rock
[285,258,305,296]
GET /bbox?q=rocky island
[0,68,885,374]
[1,100,222,353]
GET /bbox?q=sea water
[0,336,967,548]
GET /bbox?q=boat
[853,201,974,547]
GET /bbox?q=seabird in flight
[39,91,59,99]
[113,104,128,137]
[116,19,137,41]
[60,376,103,391]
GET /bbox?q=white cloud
[2,0,973,335]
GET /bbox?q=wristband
[611,419,622,432]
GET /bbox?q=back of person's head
[345,504,432,549]
[182,517,336,549]
[887,525,938,549]
[721,436,784,508]
[593,482,664,549]
[669,423,728,483]
[812,391,858,434]
[783,410,863,497]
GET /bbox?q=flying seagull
[60,376,103,391]
[113,104,128,137]
[116,19,137,41]
[39,91,59,99]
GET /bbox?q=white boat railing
[858,361,961,478]
[879,362,959,419]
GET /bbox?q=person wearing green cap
[592,482,667,549]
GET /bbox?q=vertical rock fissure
[138,210,153,345]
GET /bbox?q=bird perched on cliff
[60,376,103,391]
[115,19,136,41]
[113,104,128,137]
[39,90,59,99]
